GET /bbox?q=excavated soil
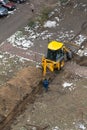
[10,63,87,130]
[72,53,87,66]
[76,56,87,66]
[0,66,42,123]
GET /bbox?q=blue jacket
[43,79,49,88]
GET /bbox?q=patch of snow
[36,64,40,68]
[7,31,33,50]
[24,22,39,32]
[7,34,15,43]
[76,123,86,130]
[74,4,78,8]
[19,57,33,62]
[42,33,53,40]
[77,49,84,57]
[63,82,73,88]
[54,8,60,12]
[32,127,37,130]
[82,4,87,7]
[24,26,30,32]
[84,8,87,12]
[62,82,75,91]
[49,11,55,17]
[7,26,54,51]
[73,122,75,124]
[9,70,13,72]
[44,20,57,28]
[56,30,74,41]
[81,46,85,49]
[24,26,52,41]
[77,48,87,57]
[55,17,60,22]
[75,35,87,46]
[0,55,3,58]
[21,40,33,48]
[40,30,48,35]
[8,11,14,14]
[84,48,87,56]
[24,25,54,41]
[52,126,60,130]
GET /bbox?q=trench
[0,81,43,130]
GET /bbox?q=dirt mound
[76,56,87,66]
[72,53,87,66]
[65,61,87,78]
[0,66,42,120]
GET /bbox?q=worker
[42,78,49,92]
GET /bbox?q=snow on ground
[75,122,86,130]
[0,51,28,67]
[24,26,53,40]
[77,49,84,57]
[56,30,74,41]
[7,31,34,50]
[49,11,55,17]
[8,11,14,14]
[56,31,87,57]
[72,31,87,57]
[0,51,35,86]
[5,6,87,57]
[0,52,19,79]
[79,124,86,130]
[77,48,87,57]
[62,82,75,91]
[0,54,3,59]
[75,35,87,46]
[7,22,55,50]
[7,23,87,57]
[63,82,73,88]
[44,20,57,28]
[8,9,16,14]
[84,48,87,56]
[52,126,60,130]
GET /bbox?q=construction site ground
[0,0,87,130]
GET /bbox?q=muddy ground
[11,68,87,130]
[0,0,87,130]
